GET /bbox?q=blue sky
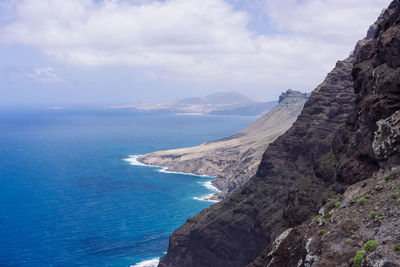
[0,0,392,106]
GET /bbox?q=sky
[0,0,393,106]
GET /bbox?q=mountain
[138,89,309,199]
[114,91,278,116]
[176,91,254,105]
[157,2,400,266]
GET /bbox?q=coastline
[123,155,221,202]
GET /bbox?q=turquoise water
[0,108,255,266]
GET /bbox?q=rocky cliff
[158,42,356,267]
[263,3,400,266]
[138,89,308,199]
[158,1,400,266]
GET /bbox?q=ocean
[0,108,256,266]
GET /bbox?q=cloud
[27,67,61,82]
[0,0,392,92]
[0,66,60,82]
[264,0,391,42]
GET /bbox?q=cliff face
[158,56,356,266]
[138,89,308,198]
[335,3,400,185]
[158,2,400,266]
[263,3,400,266]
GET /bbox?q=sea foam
[124,155,220,202]
[201,181,221,192]
[193,181,221,202]
[123,155,148,166]
[131,258,159,267]
[193,194,219,203]
[124,155,212,177]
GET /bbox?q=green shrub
[395,243,400,251]
[398,198,400,204]
[350,234,356,239]
[354,250,365,267]
[344,239,350,246]
[324,151,337,166]
[370,211,377,218]
[364,193,372,199]
[379,216,385,221]
[335,201,341,209]
[318,230,325,236]
[358,198,366,205]
[384,174,391,181]
[324,212,332,219]
[390,193,397,200]
[376,201,381,206]
[354,194,359,199]
[364,240,379,251]
[312,215,322,222]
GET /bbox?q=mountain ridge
[138,89,309,199]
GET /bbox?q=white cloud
[27,67,61,82]
[264,0,391,43]
[0,0,393,92]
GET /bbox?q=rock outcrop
[263,168,400,267]
[138,89,309,198]
[158,1,400,266]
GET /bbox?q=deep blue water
[0,108,255,266]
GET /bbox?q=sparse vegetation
[364,193,372,199]
[390,193,397,201]
[324,212,332,219]
[364,240,379,251]
[370,211,377,218]
[335,201,341,209]
[379,216,385,221]
[358,197,366,205]
[384,174,391,181]
[350,234,356,239]
[395,243,400,251]
[318,230,325,236]
[344,239,350,246]
[354,250,365,267]
[354,194,359,199]
[398,198,400,204]
[312,215,322,222]
[377,133,382,140]
[324,151,337,166]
